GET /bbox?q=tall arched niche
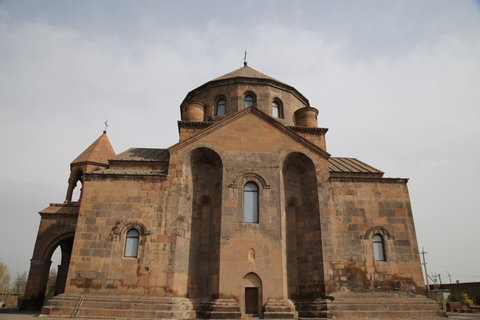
[187,147,223,299]
[282,152,325,299]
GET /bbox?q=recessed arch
[283,151,324,299]
[187,147,223,299]
[242,273,262,316]
[180,143,224,169]
[248,248,255,262]
[242,272,262,287]
[282,151,318,174]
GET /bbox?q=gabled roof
[170,106,330,160]
[72,131,115,165]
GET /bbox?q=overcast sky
[1,0,479,285]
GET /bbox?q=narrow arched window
[244,182,259,223]
[272,101,280,118]
[245,94,254,108]
[373,234,385,261]
[125,229,139,258]
[217,99,226,116]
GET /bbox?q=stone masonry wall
[65,174,178,296]
[320,178,425,295]
[169,110,331,309]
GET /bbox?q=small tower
[64,131,115,203]
[294,107,319,127]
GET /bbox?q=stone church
[23,64,443,318]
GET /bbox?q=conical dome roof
[212,65,283,83]
[72,131,115,165]
[185,64,308,104]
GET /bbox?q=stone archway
[22,204,78,310]
[49,235,74,296]
[242,273,262,316]
[23,233,75,309]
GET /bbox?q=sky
[0,0,479,286]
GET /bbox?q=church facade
[24,64,443,318]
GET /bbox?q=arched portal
[51,236,74,296]
[242,273,262,316]
[23,211,77,311]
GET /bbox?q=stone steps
[41,293,445,319]
[296,296,445,319]
[264,299,298,319]
[327,310,444,319]
[41,294,196,319]
[48,297,193,311]
[208,298,242,319]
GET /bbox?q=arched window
[373,234,385,261]
[216,98,226,116]
[272,101,280,118]
[244,182,259,223]
[245,94,254,108]
[125,229,139,258]
[272,100,283,118]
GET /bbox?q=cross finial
[104,120,108,133]
[244,51,248,67]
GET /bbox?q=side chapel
[23,64,443,319]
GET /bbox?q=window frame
[244,93,255,108]
[243,182,259,223]
[272,99,283,118]
[373,234,386,261]
[216,97,226,116]
[124,228,140,258]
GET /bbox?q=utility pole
[431,273,443,286]
[446,271,452,284]
[421,247,429,291]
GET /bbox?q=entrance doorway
[242,272,262,316]
[245,287,259,314]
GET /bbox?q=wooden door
[245,287,258,314]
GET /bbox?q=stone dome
[180,65,317,127]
